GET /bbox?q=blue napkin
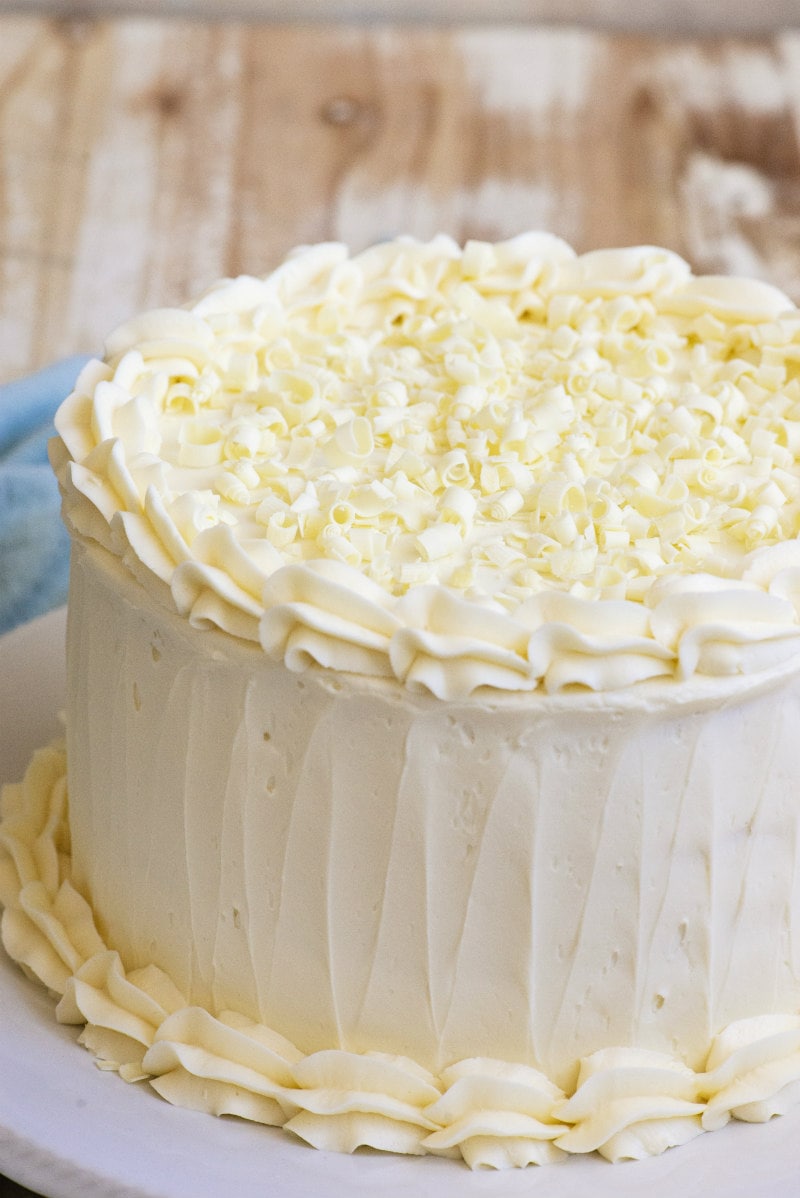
[0,357,91,635]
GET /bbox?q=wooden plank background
[10,0,800,36]
[2,16,800,382]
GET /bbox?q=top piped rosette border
[51,234,800,699]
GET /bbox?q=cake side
[4,535,800,1165]
[62,540,800,1082]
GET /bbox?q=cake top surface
[53,233,800,697]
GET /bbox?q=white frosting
[50,235,800,699]
[5,235,800,1171]
[3,725,800,1169]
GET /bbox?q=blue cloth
[0,357,91,635]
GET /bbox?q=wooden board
[2,16,800,381]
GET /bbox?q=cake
[4,233,800,1169]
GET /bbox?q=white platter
[1,607,800,1197]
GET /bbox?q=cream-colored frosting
[4,712,800,1169]
[50,234,800,698]
[5,234,800,1171]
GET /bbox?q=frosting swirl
[52,235,800,697]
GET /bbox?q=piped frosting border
[3,741,800,1170]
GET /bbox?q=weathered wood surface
[2,16,800,382]
[11,0,800,36]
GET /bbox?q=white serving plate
[1,608,799,1197]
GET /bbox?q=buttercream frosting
[3,737,800,1169]
[50,234,800,699]
[4,234,800,1173]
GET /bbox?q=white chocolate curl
[52,234,800,698]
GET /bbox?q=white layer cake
[5,234,800,1168]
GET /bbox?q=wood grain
[10,0,800,37]
[2,16,800,382]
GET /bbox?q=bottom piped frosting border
[3,742,800,1171]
